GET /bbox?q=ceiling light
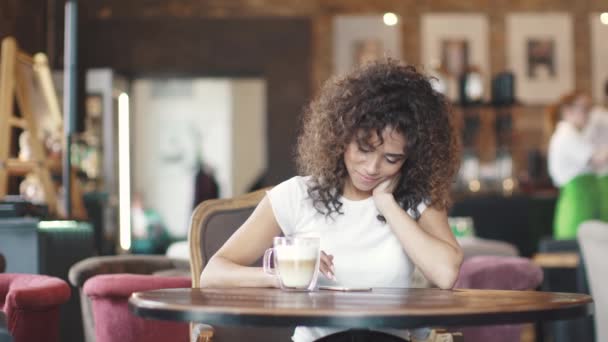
[383,13,398,26]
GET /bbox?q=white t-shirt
[548,121,594,187]
[267,176,428,342]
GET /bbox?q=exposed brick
[3,0,608,181]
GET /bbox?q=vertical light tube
[63,0,77,217]
[118,93,131,251]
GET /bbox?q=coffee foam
[275,245,318,261]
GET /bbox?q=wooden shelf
[532,252,580,268]
[3,159,61,176]
[8,117,26,129]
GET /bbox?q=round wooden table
[129,287,593,329]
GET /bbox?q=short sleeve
[406,199,429,219]
[416,200,428,216]
[266,176,309,236]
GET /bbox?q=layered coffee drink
[264,236,321,291]
[275,245,318,288]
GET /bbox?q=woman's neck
[342,179,372,201]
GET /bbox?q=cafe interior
[1,1,608,342]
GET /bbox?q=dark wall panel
[0,0,47,54]
[80,17,312,185]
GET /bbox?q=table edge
[128,288,594,328]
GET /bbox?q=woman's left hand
[372,175,400,210]
[373,175,400,196]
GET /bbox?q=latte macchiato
[275,245,318,288]
[263,236,321,291]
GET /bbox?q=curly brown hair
[296,59,461,219]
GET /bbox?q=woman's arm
[200,194,336,288]
[373,183,463,289]
[199,196,282,288]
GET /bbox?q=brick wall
[4,0,607,107]
[81,0,607,92]
[0,0,48,55]
[3,0,607,182]
[77,1,607,177]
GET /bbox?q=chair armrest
[458,237,519,259]
[83,274,191,298]
[455,255,543,290]
[0,274,71,309]
[69,255,189,287]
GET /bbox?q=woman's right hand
[320,251,336,281]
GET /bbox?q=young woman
[547,92,608,239]
[200,60,463,341]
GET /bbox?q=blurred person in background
[131,191,171,254]
[583,83,608,221]
[547,91,608,239]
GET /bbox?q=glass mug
[263,236,321,291]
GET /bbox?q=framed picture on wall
[506,13,574,104]
[420,14,489,102]
[333,15,402,76]
[441,39,470,78]
[590,13,608,104]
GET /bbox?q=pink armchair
[0,273,71,342]
[83,274,190,342]
[69,255,190,342]
[453,255,543,342]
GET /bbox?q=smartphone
[319,285,372,292]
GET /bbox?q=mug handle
[262,248,275,275]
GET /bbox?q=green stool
[554,174,600,239]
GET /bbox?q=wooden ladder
[0,37,62,216]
